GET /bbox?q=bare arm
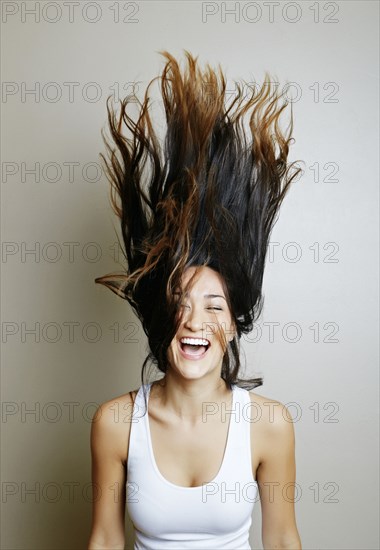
[257,401,302,550]
[87,395,133,550]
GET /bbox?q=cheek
[166,339,177,363]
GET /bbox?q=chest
[148,409,261,488]
[127,409,258,543]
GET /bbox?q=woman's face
[166,265,235,382]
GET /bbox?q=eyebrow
[205,294,226,301]
[173,291,226,301]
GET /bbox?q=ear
[227,323,236,342]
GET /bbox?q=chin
[171,366,215,383]
[167,348,223,381]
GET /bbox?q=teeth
[180,337,209,346]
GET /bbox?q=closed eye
[179,305,222,311]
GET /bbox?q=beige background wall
[1,1,379,549]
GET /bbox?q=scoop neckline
[144,382,236,491]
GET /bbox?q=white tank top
[126,382,258,549]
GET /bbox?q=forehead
[180,266,225,293]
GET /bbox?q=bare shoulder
[95,388,140,422]
[247,390,296,440]
[90,388,140,463]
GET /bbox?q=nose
[183,305,203,332]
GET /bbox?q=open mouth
[179,338,210,359]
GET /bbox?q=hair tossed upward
[95,50,303,397]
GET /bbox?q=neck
[152,371,232,422]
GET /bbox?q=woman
[88,50,303,549]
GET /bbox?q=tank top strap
[222,384,254,481]
[126,383,151,468]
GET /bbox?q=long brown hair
[95,50,303,400]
